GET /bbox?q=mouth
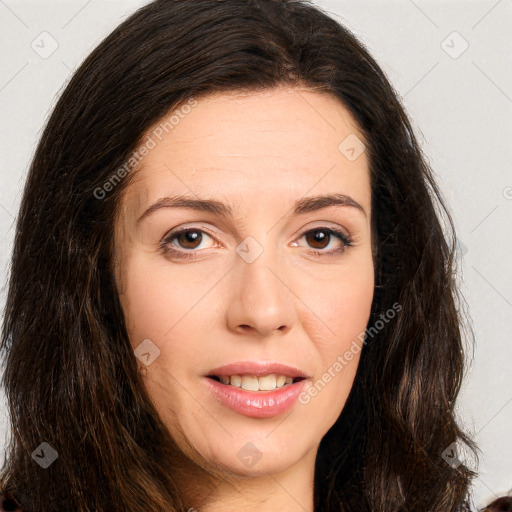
[206,374,307,392]
[204,366,309,418]
[205,361,309,392]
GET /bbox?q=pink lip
[204,377,308,418]
[206,361,308,378]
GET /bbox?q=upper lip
[207,361,309,378]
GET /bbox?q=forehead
[122,87,370,217]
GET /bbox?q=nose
[225,243,297,338]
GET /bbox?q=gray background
[0,0,511,509]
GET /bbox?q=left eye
[295,227,351,252]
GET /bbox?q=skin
[114,86,374,512]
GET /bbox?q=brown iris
[176,230,202,249]
[305,229,331,249]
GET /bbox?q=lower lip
[204,377,307,418]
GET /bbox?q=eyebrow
[136,192,367,224]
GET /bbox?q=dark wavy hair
[0,0,485,510]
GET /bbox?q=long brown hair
[0,0,480,510]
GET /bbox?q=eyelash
[160,226,353,260]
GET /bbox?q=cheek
[296,257,373,417]
[119,253,199,341]
[333,279,374,337]
[305,351,361,432]
[118,254,217,384]
[300,257,374,342]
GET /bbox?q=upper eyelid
[163,225,217,244]
[163,222,350,237]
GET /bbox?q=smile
[204,376,308,418]
[207,374,305,391]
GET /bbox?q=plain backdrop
[0,1,511,509]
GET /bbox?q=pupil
[179,230,201,248]
[308,229,329,249]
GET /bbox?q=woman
[0,0,507,510]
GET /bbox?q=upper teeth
[219,374,295,391]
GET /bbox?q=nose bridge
[227,234,296,335]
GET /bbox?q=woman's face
[114,87,374,478]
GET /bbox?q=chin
[189,426,318,479]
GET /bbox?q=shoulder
[481,495,512,511]
[0,492,23,511]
